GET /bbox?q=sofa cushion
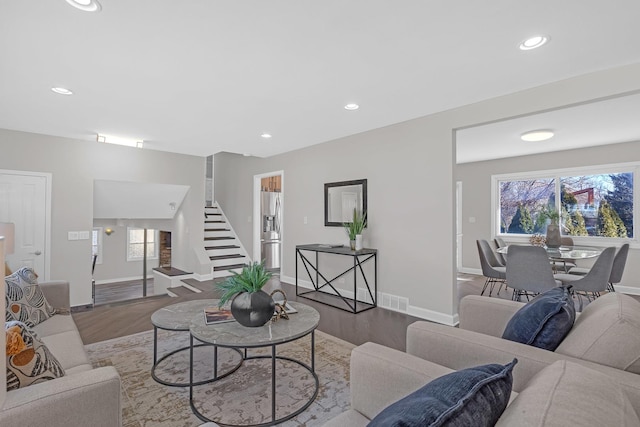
[32,314,78,337]
[496,360,640,427]
[556,292,640,373]
[5,320,65,391]
[502,286,575,351]
[41,330,91,371]
[5,267,56,327]
[368,359,516,427]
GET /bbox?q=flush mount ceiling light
[344,103,360,110]
[521,129,555,142]
[519,35,549,50]
[97,133,144,148]
[65,0,102,12]
[261,133,272,139]
[51,87,73,95]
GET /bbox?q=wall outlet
[304,216,308,224]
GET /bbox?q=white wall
[215,62,640,324]
[0,129,205,306]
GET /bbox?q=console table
[295,244,377,313]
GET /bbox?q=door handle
[30,250,42,256]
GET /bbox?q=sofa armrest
[0,366,121,427]
[406,321,640,409]
[349,342,454,420]
[459,295,524,337]
[39,280,70,312]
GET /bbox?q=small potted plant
[216,260,274,327]
[343,209,367,250]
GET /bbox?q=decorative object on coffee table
[270,289,289,321]
[217,261,275,327]
[529,233,546,247]
[343,208,366,250]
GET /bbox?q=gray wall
[0,129,205,306]
[456,139,640,289]
[215,63,640,323]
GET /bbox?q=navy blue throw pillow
[367,359,517,427]
[502,286,575,351]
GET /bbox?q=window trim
[126,227,159,262]
[92,227,103,265]
[492,161,638,248]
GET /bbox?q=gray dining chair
[554,246,616,310]
[568,243,629,292]
[549,236,577,272]
[506,245,562,301]
[493,237,507,267]
[476,239,506,297]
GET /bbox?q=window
[127,228,158,261]
[494,164,636,242]
[92,227,103,264]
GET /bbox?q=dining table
[496,244,602,260]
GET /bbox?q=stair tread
[214,263,247,271]
[205,245,240,250]
[204,236,235,241]
[209,254,245,260]
[205,220,225,223]
[204,228,230,231]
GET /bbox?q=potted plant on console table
[216,261,275,327]
[343,209,367,251]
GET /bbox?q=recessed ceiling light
[97,134,144,148]
[261,133,272,139]
[65,0,102,12]
[51,87,73,95]
[344,103,359,110]
[521,130,554,142]
[519,35,549,50]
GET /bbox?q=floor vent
[378,291,409,313]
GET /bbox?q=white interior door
[0,171,49,278]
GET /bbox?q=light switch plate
[78,231,90,240]
[68,231,79,240]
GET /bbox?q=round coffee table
[189,301,320,427]
[150,299,242,387]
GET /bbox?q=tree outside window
[497,170,634,239]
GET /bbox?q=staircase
[204,204,251,278]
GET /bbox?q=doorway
[253,171,284,274]
[0,170,51,279]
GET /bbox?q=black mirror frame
[324,179,367,227]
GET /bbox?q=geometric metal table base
[189,331,319,427]
[151,326,243,388]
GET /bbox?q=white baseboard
[281,275,459,326]
[614,285,640,296]
[193,272,214,282]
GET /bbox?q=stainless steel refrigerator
[261,191,281,270]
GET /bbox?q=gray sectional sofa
[2,281,122,427]
[324,292,640,426]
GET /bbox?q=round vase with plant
[216,261,275,327]
[343,208,367,251]
[539,206,562,248]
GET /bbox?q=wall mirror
[324,179,367,226]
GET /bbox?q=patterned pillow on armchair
[5,267,56,327]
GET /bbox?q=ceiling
[456,91,640,164]
[1,1,640,159]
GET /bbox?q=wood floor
[74,274,490,351]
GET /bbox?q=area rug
[85,328,354,426]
